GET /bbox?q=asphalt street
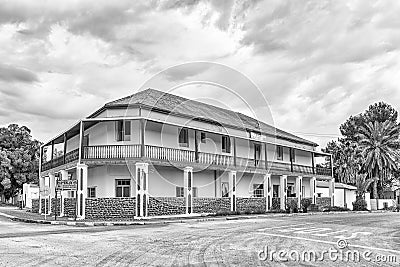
[1,212,400,266]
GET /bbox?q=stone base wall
[193,197,231,213]
[64,198,76,218]
[51,198,61,216]
[148,197,186,216]
[271,197,281,210]
[31,198,39,213]
[85,198,136,220]
[40,198,50,214]
[237,197,266,212]
[316,197,332,207]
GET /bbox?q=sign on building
[56,180,78,191]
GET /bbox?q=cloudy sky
[1,0,400,148]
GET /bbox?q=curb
[1,210,393,227]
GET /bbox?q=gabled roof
[93,88,318,147]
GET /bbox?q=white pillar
[296,176,303,208]
[310,177,317,204]
[59,170,68,217]
[229,171,237,212]
[184,167,193,214]
[280,175,287,210]
[329,178,335,206]
[39,176,45,214]
[135,162,149,217]
[264,174,272,211]
[48,173,55,215]
[76,164,88,219]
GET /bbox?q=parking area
[1,212,400,266]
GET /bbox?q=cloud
[0,64,38,83]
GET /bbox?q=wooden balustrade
[41,144,332,177]
[84,145,141,159]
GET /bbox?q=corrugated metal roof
[103,88,318,146]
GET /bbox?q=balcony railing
[41,144,332,177]
[41,148,79,172]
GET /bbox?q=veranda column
[39,176,45,214]
[280,175,287,210]
[59,170,68,217]
[135,162,149,217]
[264,174,272,211]
[229,171,237,212]
[296,176,303,209]
[48,173,56,215]
[310,177,317,204]
[76,164,88,219]
[329,178,335,206]
[184,167,193,214]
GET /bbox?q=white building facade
[38,89,334,219]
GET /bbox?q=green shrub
[352,198,368,211]
[300,198,312,213]
[286,198,298,213]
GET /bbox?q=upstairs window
[276,145,283,161]
[200,132,206,143]
[115,120,131,141]
[178,128,189,147]
[290,148,296,162]
[221,135,231,153]
[253,184,264,198]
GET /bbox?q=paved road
[1,212,400,266]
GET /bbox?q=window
[276,145,283,161]
[178,128,189,147]
[116,179,130,197]
[115,120,131,141]
[176,186,184,197]
[200,132,206,143]
[253,184,264,197]
[82,135,89,147]
[192,187,198,197]
[222,135,231,153]
[302,186,305,198]
[287,183,295,197]
[221,182,229,197]
[317,193,322,197]
[87,187,96,198]
[273,185,280,197]
[290,148,296,162]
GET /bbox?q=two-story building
[38,88,334,219]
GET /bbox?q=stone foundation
[31,198,39,213]
[316,197,332,207]
[85,198,136,220]
[40,198,50,214]
[51,198,61,216]
[237,197,266,212]
[148,197,186,216]
[193,197,231,213]
[271,197,281,210]
[64,198,76,218]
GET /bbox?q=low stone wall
[40,198,50,214]
[64,198,76,218]
[193,197,231,213]
[316,197,332,207]
[271,197,281,210]
[31,198,39,213]
[148,197,186,216]
[237,197,266,212]
[85,198,136,220]
[51,198,61,216]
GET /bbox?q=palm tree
[357,120,400,199]
[355,173,375,200]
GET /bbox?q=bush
[300,198,312,213]
[286,199,298,213]
[353,198,368,211]
[322,206,350,212]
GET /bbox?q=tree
[340,102,398,142]
[0,124,41,201]
[324,140,362,184]
[355,173,375,200]
[357,120,400,199]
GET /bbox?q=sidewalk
[0,206,388,227]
